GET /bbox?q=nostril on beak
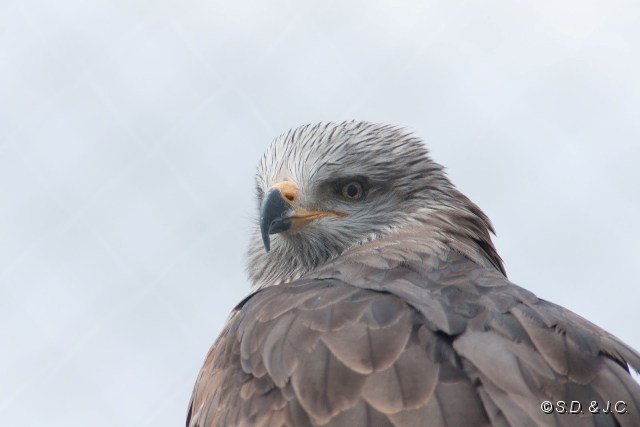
[273,181,299,205]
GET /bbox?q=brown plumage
[187,122,640,426]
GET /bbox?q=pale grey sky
[1,1,639,426]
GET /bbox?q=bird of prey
[187,121,640,426]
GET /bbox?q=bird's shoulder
[188,245,640,427]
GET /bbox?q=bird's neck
[246,230,344,290]
[247,203,505,290]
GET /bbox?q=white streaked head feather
[247,121,504,289]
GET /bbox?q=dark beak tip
[259,188,293,253]
[261,228,271,252]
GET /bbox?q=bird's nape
[188,121,640,427]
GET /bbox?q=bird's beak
[259,181,345,252]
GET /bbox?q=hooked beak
[260,187,294,252]
[259,181,346,252]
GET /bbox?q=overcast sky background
[1,1,639,426]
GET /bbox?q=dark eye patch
[323,176,371,200]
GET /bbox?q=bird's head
[247,121,503,289]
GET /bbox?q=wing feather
[188,243,640,427]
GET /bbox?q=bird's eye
[341,181,364,201]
